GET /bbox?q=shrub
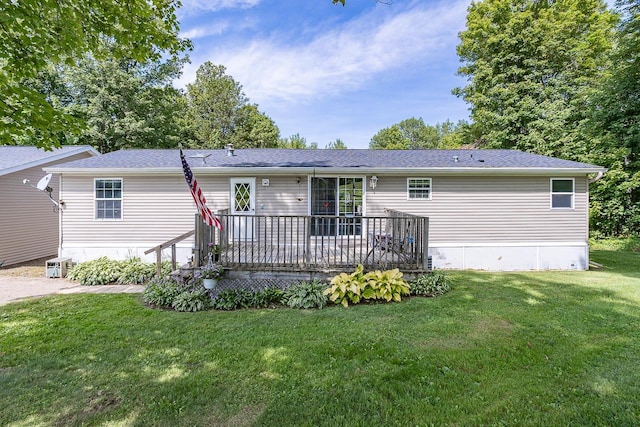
[212,289,254,310]
[410,270,450,297]
[363,268,411,302]
[172,289,210,312]
[324,265,410,307]
[251,288,286,308]
[142,277,183,308]
[118,257,156,285]
[67,257,122,286]
[324,264,369,307]
[286,280,328,309]
[68,257,172,286]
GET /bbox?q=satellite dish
[36,174,52,191]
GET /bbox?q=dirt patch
[0,256,56,278]
[53,391,121,427]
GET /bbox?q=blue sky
[175,0,472,149]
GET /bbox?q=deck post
[422,217,430,270]
[194,213,202,267]
[305,217,311,267]
[156,249,162,276]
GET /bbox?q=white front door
[230,178,256,240]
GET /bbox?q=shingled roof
[0,145,99,177]
[46,148,604,174]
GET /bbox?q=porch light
[369,175,378,190]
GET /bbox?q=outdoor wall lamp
[369,175,378,190]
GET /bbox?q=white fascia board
[45,166,606,176]
[2,146,100,177]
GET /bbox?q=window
[407,178,432,200]
[95,178,122,219]
[551,178,574,209]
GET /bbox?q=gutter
[44,166,607,176]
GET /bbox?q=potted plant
[200,263,224,289]
[208,242,222,262]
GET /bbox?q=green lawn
[1,250,639,426]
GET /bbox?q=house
[45,148,604,271]
[0,145,99,267]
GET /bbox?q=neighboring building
[46,148,604,271]
[0,145,99,267]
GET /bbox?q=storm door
[230,178,255,240]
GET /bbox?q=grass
[590,236,640,252]
[1,250,640,426]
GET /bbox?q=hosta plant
[410,270,450,297]
[251,288,286,308]
[118,257,156,285]
[324,265,410,307]
[364,268,410,302]
[143,277,184,308]
[324,264,369,307]
[67,257,122,286]
[211,289,254,310]
[172,289,210,312]
[286,280,328,309]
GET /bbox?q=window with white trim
[550,178,574,209]
[407,178,432,200]
[95,178,122,219]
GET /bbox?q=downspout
[58,174,63,257]
[588,171,604,184]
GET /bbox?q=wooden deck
[195,210,430,271]
[219,239,418,270]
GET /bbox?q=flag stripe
[180,149,223,230]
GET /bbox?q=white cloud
[180,22,231,40]
[177,0,469,106]
[179,0,261,16]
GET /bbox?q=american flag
[180,149,223,230]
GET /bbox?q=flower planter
[203,278,218,289]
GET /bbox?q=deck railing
[144,229,196,276]
[195,210,429,271]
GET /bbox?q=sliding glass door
[310,177,363,236]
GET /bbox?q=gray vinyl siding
[62,174,215,246]
[367,175,588,243]
[61,174,308,247]
[255,175,308,216]
[60,173,589,251]
[0,153,92,266]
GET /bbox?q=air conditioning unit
[46,257,72,278]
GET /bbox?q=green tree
[75,55,186,153]
[21,50,188,153]
[279,133,309,149]
[587,0,640,235]
[1,0,187,149]
[229,104,280,148]
[185,62,248,148]
[370,118,464,149]
[454,0,616,160]
[326,138,348,149]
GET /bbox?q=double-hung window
[550,178,574,209]
[95,178,122,219]
[407,178,432,200]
